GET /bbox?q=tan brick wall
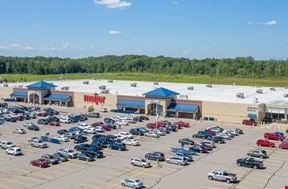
[0,87,13,99]
[202,101,260,123]
[73,92,117,111]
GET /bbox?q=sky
[0,0,287,59]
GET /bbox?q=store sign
[84,95,106,105]
[247,107,257,113]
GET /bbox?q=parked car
[48,121,60,126]
[37,119,49,125]
[200,140,216,148]
[145,152,165,161]
[53,152,69,162]
[247,149,269,158]
[192,130,212,139]
[144,131,160,138]
[166,156,188,166]
[6,147,22,156]
[30,159,49,168]
[27,124,40,131]
[57,129,69,135]
[99,107,108,112]
[130,157,151,168]
[83,148,104,158]
[57,148,78,158]
[30,139,48,148]
[122,139,140,146]
[174,121,189,128]
[173,152,193,162]
[279,141,288,149]
[208,170,237,183]
[236,157,263,169]
[242,119,257,126]
[13,128,26,134]
[74,135,88,144]
[108,142,127,151]
[208,136,225,144]
[121,178,144,189]
[41,154,60,165]
[264,132,286,141]
[77,152,95,161]
[179,138,194,145]
[0,140,16,149]
[129,128,145,136]
[54,135,69,142]
[256,139,275,147]
[87,112,100,118]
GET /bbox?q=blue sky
[0,0,287,59]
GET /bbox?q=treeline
[0,55,288,78]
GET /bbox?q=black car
[133,116,143,122]
[37,119,49,125]
[179,138,194,145]
[53,152,69,162]
[87,112,100,118]
[236,157,263,169]
[74,143,92,151]
[77,152,95,161]
[129,128,145,136]
[104,118,115,124]
[84,148,104,158]
[91,140,104,149]
[145,152,165,161]
[74,135,88,144]
[139,116,149,121]
[47,116,60,122]
[57,129,69,135]
[189,145,208,153]
[27,124,40,131]
[108,142,127,151]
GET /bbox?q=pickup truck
[264,132,286,141]
[208,170,237,183]
[236,157,263,169]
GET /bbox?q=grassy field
[0,73,287,87]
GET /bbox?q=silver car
[121,178,144,189]
[166,156,188,166]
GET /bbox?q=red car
[256,139,275,147]
[174,121,190,128]
[38,112,47,117]
[242,119,257,126]
[30,159,49,168]
[155,121,166,127]
[279,141,288,149]
[101,124,111,131]
[146,123,157,129]
[264,132,285,141]
[91,122,105,127]
[49,121,60,126]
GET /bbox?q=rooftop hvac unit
[270,87,276,91]
[187,86,194,90]
[130,83,137,87]
[206,84,212,88]
[256,89,263,94]
[99,85,106,90]
[254,98,259,103]
[108,80,113,83]
[179,95,188,99]
[154,82,159,85]
[83,81,89,85]
[100,89,109,94]
[3,84,8,87]
[284,94,288,98]
[61,86,69,91]
[93,92,98,96]
[236,92,244,98]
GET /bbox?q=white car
[54,135,69,142]
[84,127,97,134]
[110,117,120,122]
[153,129,166,136]
[130,158,151,168]
[57,148,78,158]
[76,122,89,130]
[144,132,160,138]
[99,107,108,112]
[0,140,16,149]
[95,126,104,132]
[115,120,129,126]
[217,133,231,140]
[6,147,22,156]
[13,128,26,134]
[122,139,140,146]
[118,132,133,139]
[121,178,144,189]
[59,117,71,123]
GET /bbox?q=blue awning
[168,103,198,113]
[27,81,57,89]
[143,87,179,98]
[117,99,145,108]
[44,94,70,101]
[10,91,28,98]
[248,113,257,119]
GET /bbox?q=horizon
[0,0,287,60]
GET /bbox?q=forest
[0,55,287,78]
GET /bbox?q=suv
[166,156,188,166]
[108,142,127,151]
[236,157,263,169]
[145,152,165,161]
[179,138,194,145]
[57,148,78,158]
[6,147,22,156]
[192,130,212,139]
[256,139,275,147]
[41,154,60,165]
[0,140,16,149]
[30,139,48,148]
[131,158,151,168]
[264,132,286,141]
[247,149,268,158]
[242,119,257,126]
[88,112,100,118]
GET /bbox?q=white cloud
[93,0,131,9]
[108,30,120,35]
[62,42,71,49]
[256,20,277,26]
[0,43,34,51]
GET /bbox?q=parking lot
[0,103,287,189]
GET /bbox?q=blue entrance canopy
[168,103,198,113]
[143,87,179,98]
[27,81,57,90]
[44,94,70,101]
[117,99,145,108]
[248,113,257,119]
[10,91,28,98]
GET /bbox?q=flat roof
[5,79,288,105]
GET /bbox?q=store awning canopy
[143,87,179,98]
[27,81,57,90]
[44,94,70,101]
[168,103,198,113]
[10,91,28,98]
[248,113,257,119]
[117,99,145,108]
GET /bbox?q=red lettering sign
[83,95,106,105]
